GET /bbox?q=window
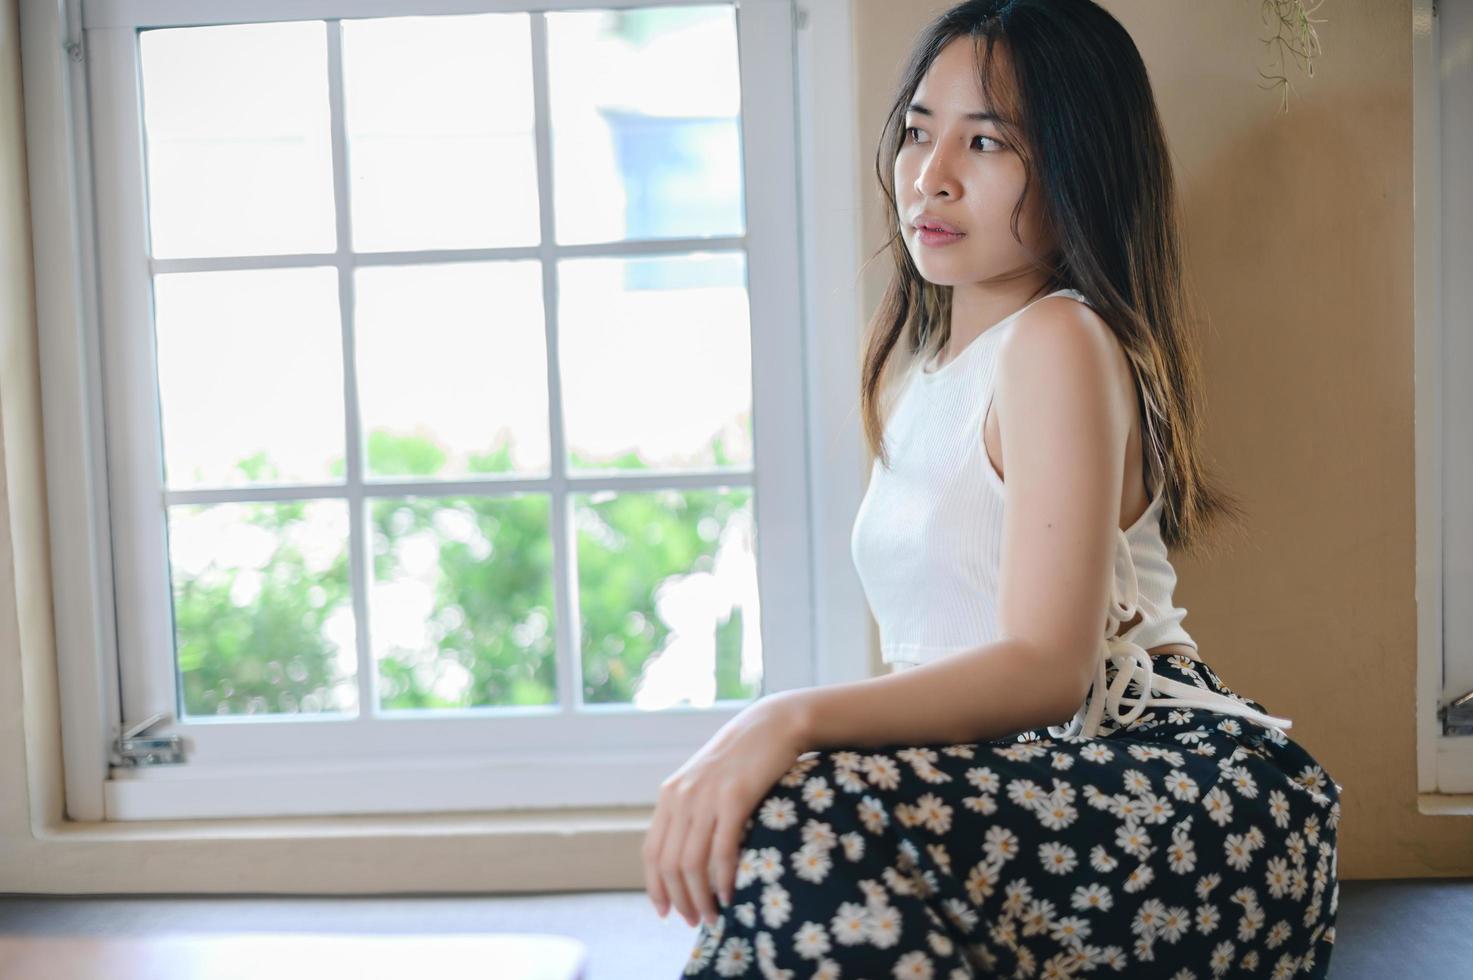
[1417,0,1473,802]
[53,0,836,821]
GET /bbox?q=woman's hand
[642,690,811,928]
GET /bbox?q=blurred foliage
[172,423,758,718]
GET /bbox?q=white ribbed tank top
[849,287,1293,738]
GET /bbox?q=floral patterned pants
[679,654,1341,979]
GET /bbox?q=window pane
[576,487,761,707]
[546,6,745,245]
[341,13,539,252]
[153,267,346,489]
[370,494,556,710]
[170,500,357,718]
[139,21,336,259]
[559,252,752,472]
[354,261,550,479]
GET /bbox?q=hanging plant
[1256,0,1327,111]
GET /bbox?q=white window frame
[31,0,871,824]
[1415,0,1473,807]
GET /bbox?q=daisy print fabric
[679,654,1341,979]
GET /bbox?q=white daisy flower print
[965,860,1000,905]
[791,921,830,960]
[1066,883,1113,917]
[733,849,760,891]
[1158,905,1192,943]
[829,901,869,946]
[1265,919,1293,949]
[777,759,817,795]
[1123,862,1156,894]
[799,818,837,852]
[839,831,864,863]
[914,793,954,834]
[832,765,867,794]
[713,936,753,977]
[1080,742,1115,763]
[1224,833,1256,872]
[861,754,902,790]
[925,930,955,957]
[982,824,1021,864]
[733,901,757,929]
[1165,769,1200,802]
[1114,820,1153,860]
[1035,796,1079,831]
[993,741,1049,762]
[1089,844,1120,873]
[857,796,889,835]
[864,903,905,950]
[1020,896,1060,938]
[758,796,798,831]
[1264,856,1292,899]
[1267,789,1292,829]
[753,846,785,884]
[683,933,715,975]
[1049,914,1092,948]
[792,841,833,885]
[1228,764,1260,799]
[1038,841,1079,875]
[893,950,935,979]
[926,841,952,877]
[962,793,999,816]
[965,766,1001,793]
[1201,785,1235,827]
[1210,939,1235,974]
[1167,827,1198,874]
[856,877,889,908]
[802,776,835,813]
[1001,878,1035,917]
[942,897,979,932]
[1196,902,1222,934]
[1138,791,1177,825]
[760,882,793,930]
[1006,778,1050,812]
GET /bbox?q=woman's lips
[917,226,966,247]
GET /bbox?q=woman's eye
[904,127,1000,152]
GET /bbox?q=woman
[644,1,1342,976]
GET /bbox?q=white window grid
[66,0,827,820]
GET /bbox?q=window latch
[1439,689,1473,736]
[110,711,188,768]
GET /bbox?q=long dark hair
[859,0,1245,556]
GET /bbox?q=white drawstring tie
[1047,527,1295,740]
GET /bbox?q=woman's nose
[915,141,961,199]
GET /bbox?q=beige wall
[0,0,1464,891]
[854,0,1468,878]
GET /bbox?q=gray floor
[0,879,1467,978]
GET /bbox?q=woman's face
[894,36,1055,289]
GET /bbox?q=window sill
[1416,793,1473,816]
[38,805,654,843]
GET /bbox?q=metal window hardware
[1440,690,1473,736]
[111,711,188,768]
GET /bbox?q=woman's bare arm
[784,296,1135,750]
[785,637,1090,749]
